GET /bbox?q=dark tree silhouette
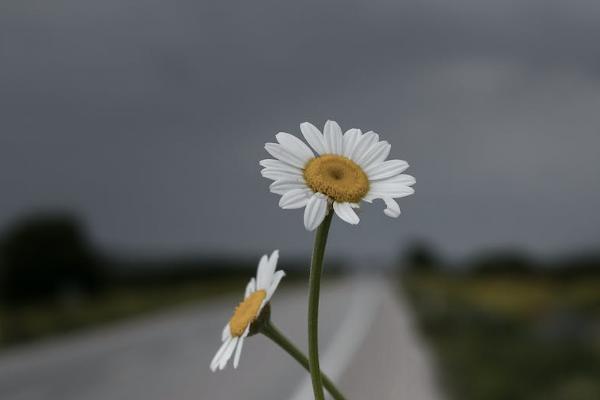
[403,241,441,273]
[469,250,536,275]
[0,214,103,304]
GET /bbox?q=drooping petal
[218,337,238,370]
[303,193,328,231]
[269,179,307,195]
[233,335,245,369]
[365,159,409,180]
[210,338,231,372]
[300,122,327,155]
[323,120,343,155]
[383,198,401,218]
[265,143,307,169]
[342,128,361,159]
[222,323,231,341]
[279,188,312,209]
[333,202,360,225]
[276,132,315,162]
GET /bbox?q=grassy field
[402,272,600,400]
[0,277,247,349]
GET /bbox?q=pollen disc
[303,155,369,203]
[229,290,267,337]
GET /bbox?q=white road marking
[289,277,383,400]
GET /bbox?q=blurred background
[1,0,599,399]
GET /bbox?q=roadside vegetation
[0,277,246,348]
[401,243,600,400]
[0,213,316,349]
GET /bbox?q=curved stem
[261,321,346,400]
[307,209,334,400]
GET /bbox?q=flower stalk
[307,208,334,400]
[261,321,346,400]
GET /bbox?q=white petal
[256,254,270,290]
[333,202,360,225]
[222,323,231,341]
[267,250,279,282]
[261,169,302,181]
[244,278,256,298]
[265,143,307,169]
[258,250,278,289]
[357,141,390,169]
[260,159,303,181]
[279,188,312,209]
[383,198,401,218]
[342,128,361,158]
[259,159,303,171]
[323,120,343,155]
[218,337,238,370]
[210,338,231,372]
[350,131,379,163]
[260,159,278,168]
[300,122,327,155]
[269,179,307,195]
[366,183,415,199]
[266,270,286,300]
[304,193,328,231]
[233,335,245,369]
[366,159,409,180]
[276,132,315,162]
[376,174,416,187]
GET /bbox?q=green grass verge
[402,273,600,400]
[0,277,247,349]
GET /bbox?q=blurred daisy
[210,250,285,371]
[260,120,415,230]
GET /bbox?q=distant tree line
[2,214,597,306]
[0,213,324,307]
[0,214,104,305]
[401,240,600,277]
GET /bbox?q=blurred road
[0,277,442,400]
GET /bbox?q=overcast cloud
[1,0,600,263]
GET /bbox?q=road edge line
[288,276,383,400]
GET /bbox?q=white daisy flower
[210,250,285,371]
[260,120,415,230]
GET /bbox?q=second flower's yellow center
[303,155,369,203]
[229,290,266,337]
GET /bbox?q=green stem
[262,321,346,400]
[307,209,334,400]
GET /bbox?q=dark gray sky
[1,0,600,262]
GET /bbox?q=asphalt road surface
[0,277,443,400]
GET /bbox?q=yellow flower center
[303,155,369,203]
[229,290,267,337]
